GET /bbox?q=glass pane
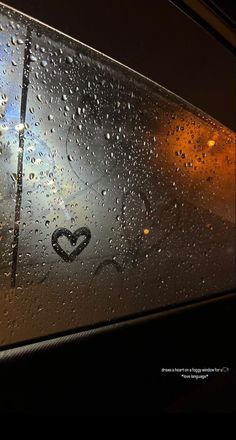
[0,3,235,347]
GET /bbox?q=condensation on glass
[0,3,235,347]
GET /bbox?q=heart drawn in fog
[52,227,91,262]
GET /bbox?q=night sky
[4,0,236,131]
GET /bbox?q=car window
[0,3,235,346]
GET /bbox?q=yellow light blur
[207,139,216,147]
[143,228,150,235]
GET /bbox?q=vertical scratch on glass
[11,27,31,288]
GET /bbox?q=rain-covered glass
[0,2,235,346]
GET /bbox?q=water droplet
[66,56,73,64]
[101,190,107,196]
[29,55,37,62]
